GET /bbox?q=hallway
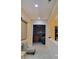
[21,0,58,59]
[24,40,58,59]
[1,0,79,59]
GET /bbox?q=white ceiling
[21,0,58,20]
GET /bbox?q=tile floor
[24,40,58,59]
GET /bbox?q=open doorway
[33,25,46,45]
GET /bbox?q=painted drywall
[21,21,27,40]
[48,18,58,40]
[48,3,58,40]
[21,9,32,47]
[26,22,32,47]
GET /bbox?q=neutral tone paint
[21,0,57,20]
[21,21,27,40]
[48,3,58,40]
[21,10,32,47]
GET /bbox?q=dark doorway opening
[33,25,46,45]
[55,26,58,41]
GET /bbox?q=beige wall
[21,21,27,40]
[48,18,58,40]
[21,8,32,47]
[26,22,32,47]
[48,3,58,40]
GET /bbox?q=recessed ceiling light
[35,4,38,7]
